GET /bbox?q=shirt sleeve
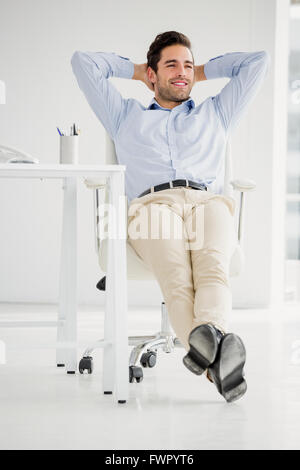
[204,51,270,134]
[71,51,134,139]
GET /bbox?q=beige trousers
[127,187,236,351]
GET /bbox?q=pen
[73,123,76,136]
[57,127,63,136]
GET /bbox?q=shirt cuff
[114,53,135,79]
[204,55,227,80]
[85,51,135,79]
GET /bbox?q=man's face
[149,44,195,107]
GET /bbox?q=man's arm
[132,63,155,91]
[71,51,134,139]
[201,51,270,133]
[194,64,207,83]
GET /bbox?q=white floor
[0,302,300,450]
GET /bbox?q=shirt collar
[147,96,195,111]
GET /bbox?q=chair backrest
[105,132,118,165]
[223,140,234,198]
[105,132,233,197]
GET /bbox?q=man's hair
[147,31,194,74]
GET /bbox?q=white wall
[0,0,288,308]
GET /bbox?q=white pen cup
[59,135,79,164]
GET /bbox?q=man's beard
[156,78,190,103]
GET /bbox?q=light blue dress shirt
[71,49,270,203]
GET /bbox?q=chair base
[80,302,184,374]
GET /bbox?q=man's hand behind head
[133,63,155,92]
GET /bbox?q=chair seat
[98,238,244,279]
[99,238,156,280]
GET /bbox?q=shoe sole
[183,324,219,375]
[218,333,247,403]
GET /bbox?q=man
[71,31,270,403]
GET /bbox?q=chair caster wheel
[129,365,143,383]
[140,351,157,368]
[79,356,93,375]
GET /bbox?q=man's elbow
[71,51,81,66]
[71,51,85,73]
[252,50,270,77]
[259,50,271,69]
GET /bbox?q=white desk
[0,164,128,404]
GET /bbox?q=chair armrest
[84,178,107,189]
[230,179,256,246]
[230,178,256,192]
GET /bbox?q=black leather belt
[138,179,207,198]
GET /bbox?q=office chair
[79,132,256,383]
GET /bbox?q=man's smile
[171,80,188,88]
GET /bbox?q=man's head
[147,31,195,109]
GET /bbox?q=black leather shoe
[183,323,224,375]
[207,333,247,403]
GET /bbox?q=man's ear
[148,66,156,86]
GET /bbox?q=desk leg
[107,173,128,403]
[57,177,78,374]
[102,234,115,395]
